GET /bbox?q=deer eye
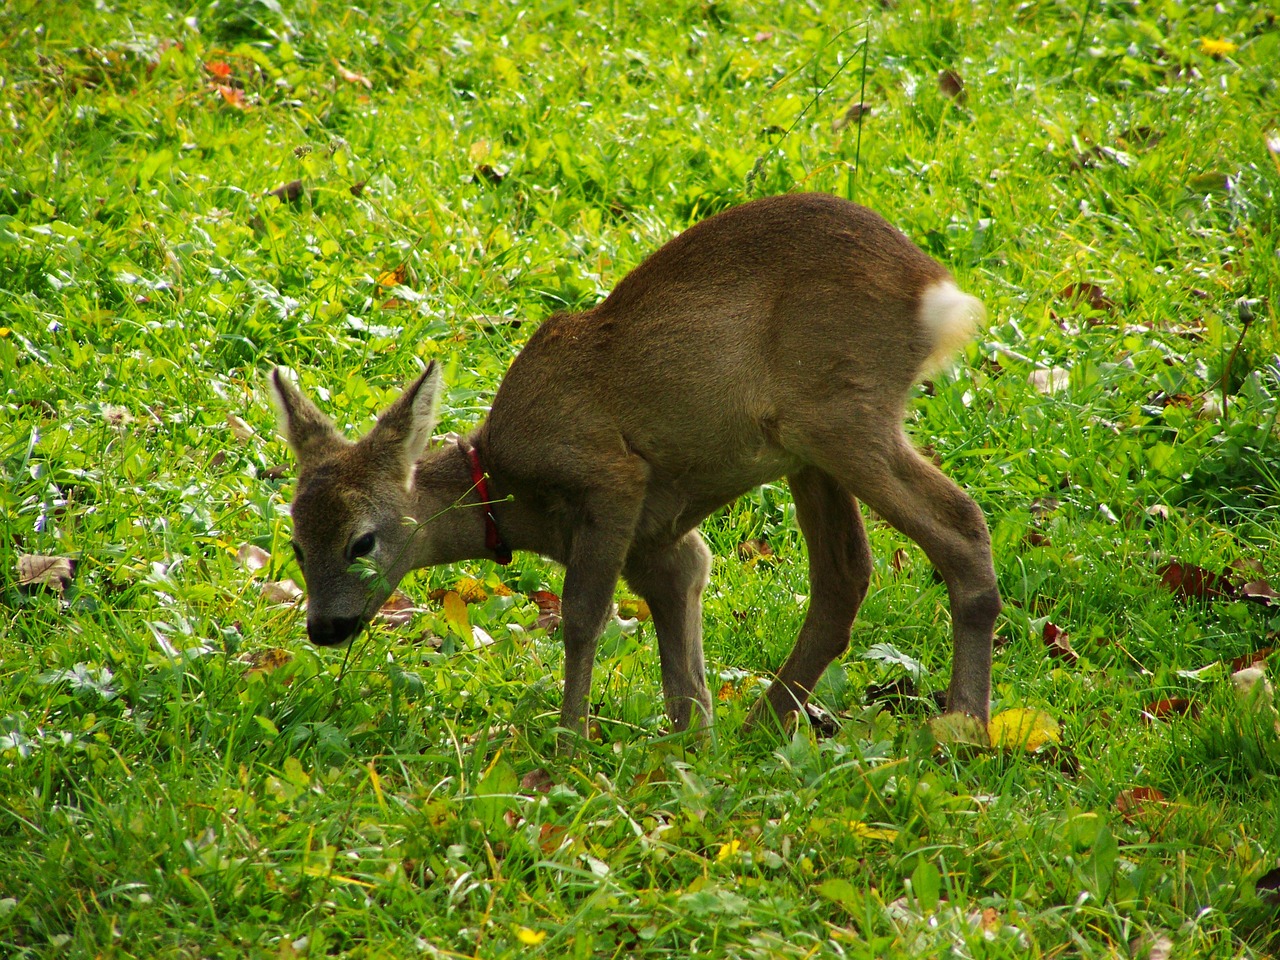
[348,532,376,561]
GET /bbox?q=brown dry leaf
[261,579,303,604]
[1231,647,1273,672]
[1229,558,1266,578]
[1145,504,1171,520]
[377,590,420,628]
[538,823,569,855]
[17,554,76,594]
[1141,697,1199,722]
[938,68,965,101]
[529,590,561,632]
[237,543,270,574]
[519,767,555,794]
[1058,281,1116,315]
[1158,561,1236,601]
[241,647,293,675]
[1115,786,1167,821]
[264,180,304,204]
[889,547,910,573]
[716,681,740,702]
[261,464,288,480]
[737,539,774,561]
[831,100,870,132]
[227,414,255,442]
[349,179,367,197]
[1025,530,1052,548]
[1240,580,1279,607]
[1043,621,1078,665]
[618,598,651,621]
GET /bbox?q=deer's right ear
[268,368,348,467]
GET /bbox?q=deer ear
[367,362,443,483]
[268,368,349,467]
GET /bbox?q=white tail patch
[918,280,987,376]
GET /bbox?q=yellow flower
[848,820,899,842]
[515,927,546,945]
[716,839,742,862]
[1199,37,1238,57]
[0,327,11,337]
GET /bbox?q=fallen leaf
[1231,647,1273,672]
[1025,530,1052,547]
[1043,621,1078,665]
[215,84,248,109]
[889,547,910,572]
[349,180,367,197]
[1028,367,1070,394]
[538,823,568,854]
[737,539,773,561]
[519,767,554,794]
[377,264,408,289]
[1115,786,1166,821]
[205,60,233,78]
[618,598,651,621]
[1141,697,1199,722]
[1058,281,1116,315]
[261,579,303,604]
[17,554,76,594]
[529,590,561,632]
[377,590,420,627]
[264,180,304,204]
[937,68,965,101]
[1158,561,1236,602]
[803,702,840,739]
[1240,580,1279,606]
[988,708,1061,751]
[1256,865,1280,904]
[831,100,870,132]
[441,590,470,639]
[931,713,991,747]
[241,647,293,675]
[237,543,270,574]
[335,62,372,88]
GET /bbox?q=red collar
[466,446,512,565]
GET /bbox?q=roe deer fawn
[269,193,1000,739]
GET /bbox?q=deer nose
[308,616,361,646]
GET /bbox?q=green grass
[3,0,1280,956]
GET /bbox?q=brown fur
[270,193,1000,740]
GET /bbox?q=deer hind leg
[747,466,873,730]
[624,531,714,733]
[814,428,1000,721]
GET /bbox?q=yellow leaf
[848,820,899,842]
[1199,37,1237,57]
[515,927,546,946]
[929,713,991,747]
[988,708,1061,751]
[442,590,470,639]
[618,598,651,621]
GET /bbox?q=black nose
[308,616,361,646]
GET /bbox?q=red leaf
[1158,561,1236,601]
[1043,621,1079,665]
[1240,580,1279,606]
[1115,786,1166,821]
[205,60,233,78]
[519,767,554,794]
[1231,647,1273,672]
[1141,697,1200,723]
[215,84,248,109]
[530,590,561,633]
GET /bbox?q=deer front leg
[624,531,714,733]
[557,484,646,747]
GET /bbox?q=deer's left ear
[366,362,443,484]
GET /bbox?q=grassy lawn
[3,0,1279,956]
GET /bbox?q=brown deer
[269,193,1000,739]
